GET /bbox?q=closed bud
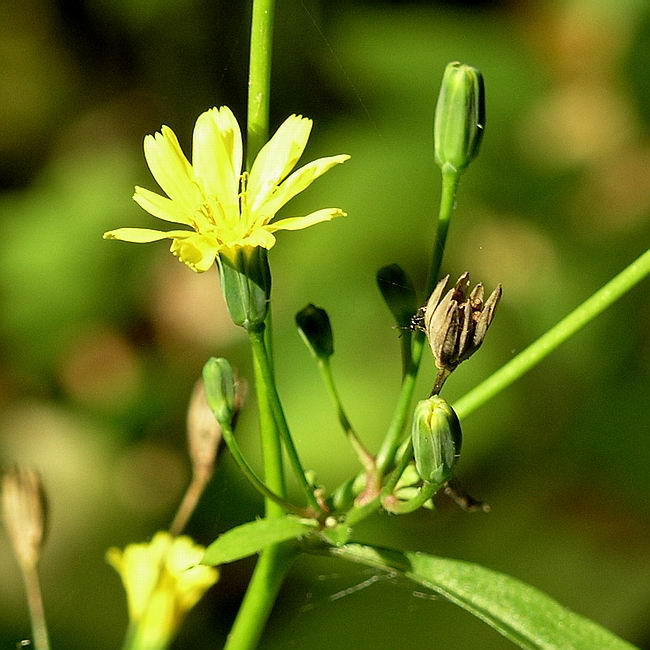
[217,246,271,332]
[202,358,237,426]
[411,396,462,484]
[295,304,334,360]
[434,62,485,175]
[2,466,48,570]
[376,264,418,329]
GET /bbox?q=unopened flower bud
[411,396,462,484]
[186,380,223,483]
[376,264,418,329]
[434,62,485,175]
[202,358,237,426]
[218,246,271,332]
[422,272,502,372]
[295,304,334,360]
[2,467,48,570]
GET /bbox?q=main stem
[225,3,293,648]
[249,329,321,513]
[246,0,275,167]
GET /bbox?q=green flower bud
[434,62,485,175]
[295,304,334,360]
[217,246,271,332]
[411,396,462,484]
[202,358,237,425]
[376,264,418,329]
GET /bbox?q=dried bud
[202,358,238,426]
[186,380,223,482]
[434,62,485,175]
[422,272,502,372]
[2,467,48,570]
[411,396,462,484]
[295,304,334,360]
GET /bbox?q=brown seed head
[186,376,247,483]
[186,380,223,483]
[422,272,502,371]
[2,466,48,570]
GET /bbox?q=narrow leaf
[322,543,637,650]
[203,516,317,566]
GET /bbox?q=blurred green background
[1,0,650,648]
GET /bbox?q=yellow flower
[107,532,218,649]
[104,107,350,272]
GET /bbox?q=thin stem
[346,440,413,526]
[249,328,321,514]
[384,480,441,515]
[169,475,207,536]
[453,246,650,420]
[318,358,376,474]
[246,0,275,168]
[399,330,413,378]
[22,564,50,650]
[250,328,286,519]
[224,543,297,650]
[375,170,461,476]
[220,419,309,516]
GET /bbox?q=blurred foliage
[1,0,650,648]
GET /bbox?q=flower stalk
[2,467,51,650]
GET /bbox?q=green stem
[453,246,650,420]
[250,326,286,518]
[318,358,376,474]
[346,440,413,526]
[220,419,308,516]
[226,3,291,649]
[246,0,275,168]
[249,328,321,513]
[23,565,50,650]
[375,169,461,476]
[224,543,297,650]
[384,480,441,514]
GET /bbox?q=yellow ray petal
[266,208,346,233]
[133,186,194,225]
[143,127,202,210]
[255,154,350,224]
[248,115,312,213]
[192,108,241,220]
[241,229,276,248]
[103,228,193,243]
[170,233,221,272]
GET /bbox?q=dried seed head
[2,466,48,570]
[422,273,502,372]
[186,380,223,483]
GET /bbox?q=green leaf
[321,543,637,650]
[203,516,317,566]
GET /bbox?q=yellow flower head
[103,107,350,272]
[106,532,218,648]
